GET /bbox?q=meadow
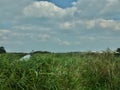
[0,51,120,90]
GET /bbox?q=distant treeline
[0,46,120,56]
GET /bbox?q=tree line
[0,46,120,55]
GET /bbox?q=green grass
[0,52,120,90]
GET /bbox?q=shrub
[0,46,6,53]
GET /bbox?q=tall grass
[0,52,120,90]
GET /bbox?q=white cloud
[85,20,96,29]
[0,29,11,34]
[37,34,50,42]
[57,39,71,46]
[13,25,32,31]
[59,19,95,30]
[96,19,120,30]
[73,0,120,19]
[0,30,11,40]
[0,29,22,45]
[107,0,119,5]
[60,19,120,31]
[13,25,51,31]
[99,0,120,16]
[59,22,75,30]
[61,41,71,46]
[0,0,32,20]
[57,38,80,46]
[23,1,77,18]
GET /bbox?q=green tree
[0,46,6,53]
[116,48,120,53]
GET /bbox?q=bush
[0,52,120,90]
[0,46,6,53]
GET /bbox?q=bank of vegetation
[0,50,120,90]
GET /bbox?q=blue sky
[49,0,76,8]
[36,0,76,8]
[0,0,120,52]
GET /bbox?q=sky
[0,0,120,52]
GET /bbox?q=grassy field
[0,52,120,90]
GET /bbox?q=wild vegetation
[0,47,6,54]
[0,51,120,90]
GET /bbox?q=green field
[0,52,120,90]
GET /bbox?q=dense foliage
[0,52,120,90]
[0,47,6,53]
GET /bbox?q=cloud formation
[23,1,77,18]
[0,0,120,52]
[73,0,120,19]
[97,19,120,30]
